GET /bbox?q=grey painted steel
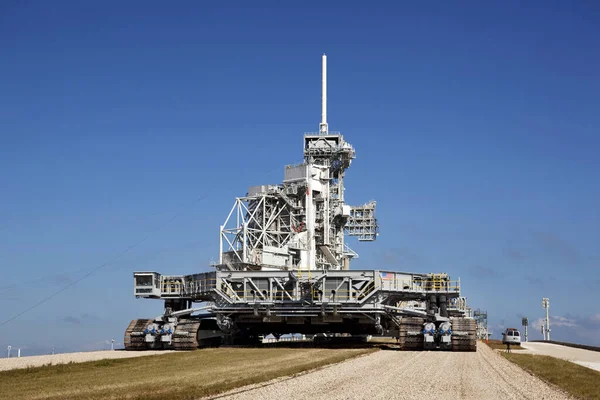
[126,55,476,351]
[131,269,470,344]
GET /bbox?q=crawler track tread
[451,317,477,352]
[398,317,424,350]
[172,319,201,350]
[124,319,152,350]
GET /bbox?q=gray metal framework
[133,270,463,311]
[126,54,476,352]
[219,129,377,272]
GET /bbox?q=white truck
[502,328,521,345]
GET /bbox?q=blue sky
[1,1,599,354]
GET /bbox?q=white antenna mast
[319,53,328,134]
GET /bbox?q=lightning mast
[320,54,328,134]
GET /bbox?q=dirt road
[521,342,600,372]
[211,344,572,400]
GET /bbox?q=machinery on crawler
[125,55,477,352]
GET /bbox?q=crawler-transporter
[125,55,477,352]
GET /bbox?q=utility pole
[542,298,550,341]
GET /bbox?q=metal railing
[151,273,460,300]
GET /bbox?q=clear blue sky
[1,1,599,354]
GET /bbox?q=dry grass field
[483,339,522,351]
[501,352,600,400]
[366,336,398,344]
[483,340,600,399]
[0,347,375,400]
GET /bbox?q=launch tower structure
[219,54,377,273]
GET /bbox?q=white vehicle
[502,328,521,345]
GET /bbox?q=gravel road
[210,344,572,400]
[0,350,174,371]
[521,342,600,372]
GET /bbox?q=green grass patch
[501,353,600,400]
[1,347,376,400]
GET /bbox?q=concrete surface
[208,344,572,400]
[521,342,600,372]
